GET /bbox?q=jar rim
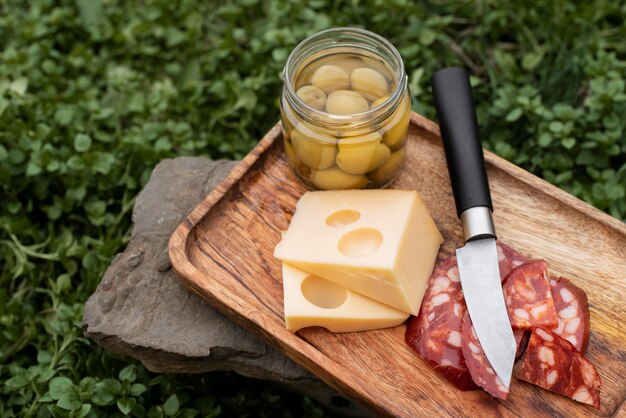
[282,27,407,126]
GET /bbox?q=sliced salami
[461,312,509,399]
[503,260,558,330]
[550,276,590,353]
[514,329,530,360]
[518,328,601,408]
[405,242,528,391]
[496,241,528,280]
[405,256,477,390]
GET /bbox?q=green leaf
[91,152,116,174]
[130,383,147,397]
[56,274,72,293]
[418,28,436,46]
[4,374,30,391]
[57,392,82,410]
[78,404,92,418]
[75,0,107,35]
[522,49,545,71]
[10,77,29,95]
[549,121,564,133]
[505,108,523,122]
[117,397,136,415]
[49,377,74,400]
[67,155,85,170]
[119,365,137,383]
[102,378,123,396]
[538,133,552,147]
[36,369,56,384]
[54,106,75,125]
[493,49,517,74]
[0,144,8,161]
[37,350,53,364]
[74,134,92,152]
[26,160,42,177]
[82,250,100,270]
[85,200,106,217]
[163,394,180,416]
[92,382,115,406]
[561,138,576,149]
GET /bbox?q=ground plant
[1,0,624,416]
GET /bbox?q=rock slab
[82,157,364,416]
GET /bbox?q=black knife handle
[431,67,493,218]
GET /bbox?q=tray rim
[168,112,626,415]
[170,113,625,246]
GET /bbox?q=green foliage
[0,0,624,416]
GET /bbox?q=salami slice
[405,242,528,391]
[461,312,509,399]
[515,330,530,360]
[503,260,558,330]
[550,276,590,353]
[518,328,601,408]
[496,241,528,280]
[405,256,477,390]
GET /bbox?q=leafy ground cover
[1,0,624,416]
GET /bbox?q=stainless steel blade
[457,238,516,388]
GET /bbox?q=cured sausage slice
[405,256,477,390]
[496,241,528,280]
[515,329,530,360]
[550,276,590,353]
[461,312,509,399]
[405,242,528,391]
[518,328,601,408]
[503,260,558,330]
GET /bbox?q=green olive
[336,142,391,175]
[310,65,350,93]
[350,68,389,101]
[337,131,382,149]
[371,95,389,109]
[284,136,311,178]
[291,123,337,169]
[325,90,369,115]
[335,58,366,76]
[367,147,405,185]
[296,85,326,111]
[381,95,410,151]
[310,167,368,190]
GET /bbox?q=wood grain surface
[169,113,626,417]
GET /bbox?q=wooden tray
[169,113,626,417]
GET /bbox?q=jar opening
[282,27,408,131]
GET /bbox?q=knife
[431,67,516,389]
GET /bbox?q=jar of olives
[280,27,410,190]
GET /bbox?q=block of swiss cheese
[274,190,443,315]
[282,263,409,332]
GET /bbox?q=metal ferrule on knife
[461,206,496,242]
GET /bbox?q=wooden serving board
[169,113,626,417]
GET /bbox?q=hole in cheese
[325,209,361,227]
[337,228,383,257]
[301,275,348,309]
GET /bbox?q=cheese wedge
[282,263,409,332]
[274,190,443,315]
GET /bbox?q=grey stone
[82,157,365,416]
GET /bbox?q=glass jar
[280,27,410,190]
